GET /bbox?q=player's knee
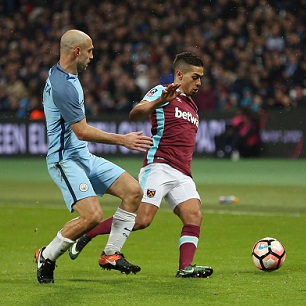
[134,184,143,202]
[192,210,202,224]
[136,186,143,204]
[134,215,152,230]
[179,208,202,225]
[197,212,203,224]
[86,210,103,229]
[127,184,143,205]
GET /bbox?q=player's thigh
[138,164,176,208]
[73,196,102,221]
[165,173,201,213]
[106,171,142,200]
[48,159,97,212]
[174,198,202,225]
[89,156,125,197]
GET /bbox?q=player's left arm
[129,83,181,121]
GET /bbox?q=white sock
[104,208,136,255]
[42,231,74,261]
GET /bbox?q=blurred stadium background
[1,2,306,304]
[0,0,305,159]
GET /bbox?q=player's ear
[74,47,80,57]
[177,70,183,81]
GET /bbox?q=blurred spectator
[251,94,264,113]
[230,109,260,158]
[125,77,143,109]
[240,87,253,109]
[0,85,9,113]
[158,54,174,85]
[3,94,20,118]
[224,93,239,112]
[215,109,260,159]
[29,96,44,120]
[5,64,29,101]
[135,64,149,96]
[290,85,306,109]
[84,92,99,117]
[194,77,217,111]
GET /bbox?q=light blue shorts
[47,154,125,212]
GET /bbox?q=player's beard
[77,61,87,75]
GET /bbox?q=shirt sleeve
[142,85,165,101]
[53,82,85,125]
[142,84,170,108]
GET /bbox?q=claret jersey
[142,85,199,177]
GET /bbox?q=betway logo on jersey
[175,107,199,127]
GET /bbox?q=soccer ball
[252,237,286,271]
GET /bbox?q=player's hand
[123,131,152,152]
[160,83,181,103]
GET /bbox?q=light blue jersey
[43,63,88,163]
[43,63,124,211]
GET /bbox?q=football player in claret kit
[70,52,213,278]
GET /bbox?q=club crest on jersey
[147,189,156,198]
[79,183,88,192]
[147,88,157,97]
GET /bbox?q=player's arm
[71,118,152,152]
[129,83,181,121]
[56,83,152,152]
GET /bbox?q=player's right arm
[52,80,152,152]
[71,118,152,152]
[129,83,181,121]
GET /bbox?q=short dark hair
[173,52,203,72]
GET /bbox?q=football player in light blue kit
[35,29,152,284]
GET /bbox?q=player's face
[76,37,94,74]
[180,66,203,96]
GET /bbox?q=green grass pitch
[0,157,305,305]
